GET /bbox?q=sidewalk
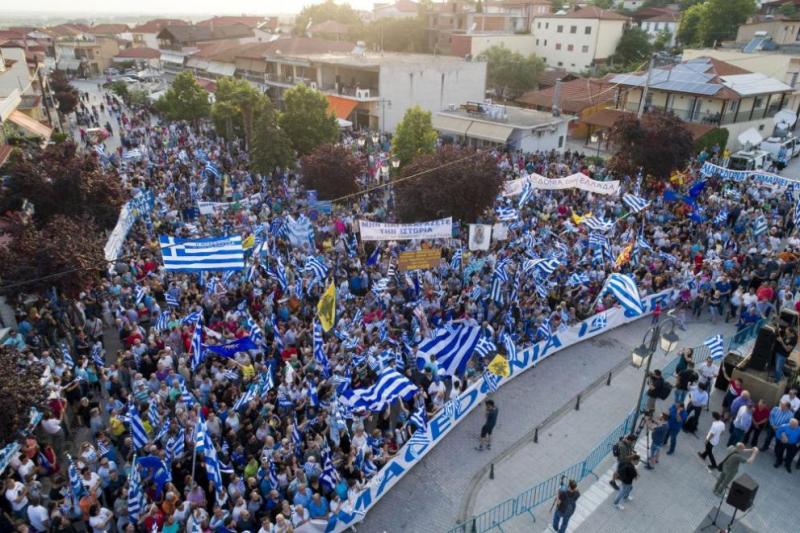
[464,320,735,528]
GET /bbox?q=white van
[727,150,771,171]
[761,136,800,162]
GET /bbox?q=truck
[727,149,771,172]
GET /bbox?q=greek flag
[285,214,315,248]
[496,206,518,221]
[134,285,145,305]
[273,257,288,290]
[581,216,614,232]
[752,215,768,237]
[147,401,160,428]
[636,231,653,252]
[247,313,265,348]
[91,343,104,367]
[165,292,180,307]
[622,193,650,213]
[482,370,500,393]
[416,325,481,376]
[659,251,677,265]
[128,403,148,450]
[600,273,645,316]
[451,248,463,271]
[128,455,144,523]
[474,335,497,358]
[203,161,221,179]
[537,318,552,341]
[167,427,185,460]
[194,416,207,455]
[794,197,800,230]
[319,449,340,492]
[181,310,202,325]
[177,379,195,407]
[258,368,274,398]
[469,285,482,301]
[154,417,170,444]
[159,235,245,272]
[67,454,85,505]
[190,317,205,371]
[409,403,427,431]
[233,383,257,411]
[60,343,74,368]
[704,335,725,360]
[518,181,533,209]
[502,333,517,364]
[341,368,418,412]
[304,255,328,280]
[155,311,171,333]
[567,272,590,286]
[714,209,728,226]
[201,431,225,503]
[524,258,560,277]
[489,278,503,304]
[272,315,284,352]
[314,321,331,377]
[291,421,303,448]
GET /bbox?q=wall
[531,16,625,72]
[469,34,537,57]
[736,21,800,45]
[378,59,487,132]
[0,48,34,97]
[640,20,677,47]
[510,119,569,152]
[681,49,799,89]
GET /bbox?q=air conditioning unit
[309,81,318,90]
[356,88,371,99]
[448,103,457,111]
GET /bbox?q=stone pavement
[465,320,736,525]
[358,314,732,533]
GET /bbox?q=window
[570,25,577,34]
[557,25,563,33]
[544,39,548,46]
[555,43,562,50]
[536,39,540,45]
[582,45,589,53]
[585,26,592,35]
[545,22,549,29]
[754,97,764,107]
[558,135,564,148]
[557,61,563,67]
[567,44,574,51]
[537,22,541,29]
[654,22,660,31]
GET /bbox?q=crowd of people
[3,83,800,533]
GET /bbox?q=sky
[0,0,377,16]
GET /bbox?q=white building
[373,0,419,20]
[433,102,572,152]
[639,11,678,48]
[531,6,630,73]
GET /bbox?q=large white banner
[504,172,620,196]
[197,193,262,215]
[104,203,135,264]
[359,217,453,241]
[330,288,676,532]
[699,161,799,187]
[502,173,546,196]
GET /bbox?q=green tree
[779,3,799,18]
[108,80,129,101]
[362,17,428,53]
[300,144,362,200]
[395,145,503,222]
[653,29,673,52]
[391,106,438,167]
[550,0,566,10]
[294,0,362,35]
[608,111,693,180]
[250,98,294,175]
[212,77,263,148]
[590,0,616,8]
[278,84,338,156]
[612,28,653,66]
[677,2,704,46]
[49,70,79,115]
[477,46,545,100]
[680,0,756,46]
[155,71,210,123]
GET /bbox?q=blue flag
[203,336,259,358]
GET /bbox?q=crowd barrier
[445,319,764,533]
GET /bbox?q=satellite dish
[774,109,797,129]
[738,128,763,149]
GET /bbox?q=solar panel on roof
[743,37,766,53]
[652,80,721,96]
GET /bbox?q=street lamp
[391,156,400,169]
[630,315,680,430]
[357,137,366,148]
[371,131,380,144]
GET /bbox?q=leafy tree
[300,144,362,201]
[250,98,295,175]
[212,77,263,148]
[679,0,756,47]
[0,214,106,298]
[612,28,653,66]
[0,141,125,231]
[0,346,47,444]
[49,70,79,115]
[108,80,129,101]
[361,17,428,53]
[392,106,438,167]
[128,89,150,108]
[590,0,616,8]
[278,84,338,156]
[395,145,503,222]
[294,0,362,35]
[155,71,210,123]
[550,0,566,10]
[779,3,799,18]
[694,127,729,153]
[477,46,545,100]
[653,29,673,52]
[608,111,693,180]
[677,3,704,46]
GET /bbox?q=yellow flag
[317,281,336,332]
[242,234,255,250]
[488,354,511,377]
[615,242,634,268]
[571,211,592,225]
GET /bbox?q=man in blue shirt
[761,401,794,451]
[773,418,800,472]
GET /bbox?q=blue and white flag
[314,321,331,377]
[622,193,650,213]
[167,427,185,461]
[704,334,725,360]
[67,454,85,505]
[319,449,340,492]
[502,333,517,364]
[482,370,500,393]
[304,255,328,280]
[190,317,205,371]
[155,311,171,333]
[128,403,148,450]
[496,206,518,221]
[165,292,180,307]
[714,209,728,226]
[794,197,800,231]
[581,216,614,232]
[60,343,74,368]
[233,384,257,411]
[451,248,463,271]
[524,258,560,277]
[518,181,533,209]
[567,272,590,286]
[409,403,427,431]
[134,285,146,305]
[159,235,244,272]
[272,315,285,352]
[341,368,418,412]
[127,455,144,523]
[285,214,315,248]
[181,310,202,325]
[91,343,104,367]
[416,325,481,376]
[600,273,645,316]
[474,335,497,358]
[537,318,552,341]
[203,336,258,359]
[752,215,768,237]
[203,161,221,179]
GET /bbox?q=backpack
[612,438,622,457]
[658,380,673,400]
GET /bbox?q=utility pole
[637,55,656,119]
[35,56,56,130]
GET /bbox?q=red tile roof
[196,16,265,29]
[582,109,714,140]
[517,76,616,114]
[262,37,356,57]
[90,23,129,34]
[115,47,160,59]
[559,6,630,21]
[308,20,352,35]
[132,19,189,33]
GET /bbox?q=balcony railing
[622,101,783,126]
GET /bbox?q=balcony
[622,101,783,126]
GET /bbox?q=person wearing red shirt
[745,399,771,447]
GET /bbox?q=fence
[447,320,764,533]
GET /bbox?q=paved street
[358,314,735,533]
[68,77,128,153]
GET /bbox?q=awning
[326,95,359,120]
[432,114,471,136]
[56,58,81,70]
[208,62,236,76]
[466,121,514,143]
[160,53,185,65]
[186,58,209,71]
[8,110,52,141]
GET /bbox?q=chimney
[552,78,562,117]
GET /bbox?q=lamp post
[630,315,680,431]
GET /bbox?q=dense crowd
[2,86,800,533]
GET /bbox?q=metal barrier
[448,321,764,533]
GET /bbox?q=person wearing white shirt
[88,504,113,533]
[698,357,720,389]
[780,389,800,413]
[26,496,49,532]
[4,478,28,517]
[698,411,726,470]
